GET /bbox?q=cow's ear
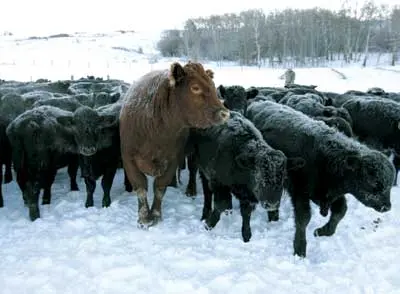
[218,85,226,98]
[169,62,186,87]
[205,69,214,79]
[246,88,259,99]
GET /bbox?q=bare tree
[389,6,400,66]
[156,5,399,68]
[360,0,379,67]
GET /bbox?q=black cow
[32,96,84,112]
[79,102,125,208]
[217,85,259,115]
[0,116,12,207]
[180,85,260,198]
[342,98,400,185]
[313,116,354,138]
[246,100,394,257]
[189,111,304,242]
[6,105,118,221]
[283,94,353,126]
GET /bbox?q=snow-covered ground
[0,31,400,294]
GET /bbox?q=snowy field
[0,31,400,294]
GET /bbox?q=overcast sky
[1,0,398,36]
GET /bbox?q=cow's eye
[191,85,202,94]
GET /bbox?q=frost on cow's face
[234,140,286,210]
[337,150,394,213]
[56,106,118,156]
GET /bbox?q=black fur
[283,94,353,126]
[314,116,354,137]
[0,116,13,207]
[189,111,304,242]
[6,105,118,221]
[32,96,84,112]
[218,85,258,115]
[246,100,395,257]
[79,102,131,208]
[342,98,400,185]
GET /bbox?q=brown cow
[120,61,230,228]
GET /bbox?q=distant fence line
[0,56,395,83]
[0,58,163,82]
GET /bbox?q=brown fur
[205,69,214,79]
[120,61,229,227]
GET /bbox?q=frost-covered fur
[314,116,354,137]
[189,111,297,242]
[79,102,130,208]
[32,96,84,112]
[0,93,27,121]
[284,94,353,126]
[93,92,121,108]
[342,98,400,184]
[6,105,119,221]
[217,85,259,115]
[246,100,395,257]
[120,61,229,228]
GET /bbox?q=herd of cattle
[0,61,399,258]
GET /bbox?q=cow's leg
[286,173,312,257]
[290,185,311,258]
[185,152,198,197]
[84,176,96,208]
[16,168,28,205]
[123,157,150,228]
[239,199,256,242]
[314,195,347,237]
[4,159,13,184]
[204,185,231,230]
[200,171,212,220]
[168,173,178,188]
[225,192,233,215]
[151,164,177,225]
[68,158,79,191]
[101,166,117,207]
[42,169,57,205]
[124,169,133,192]
[0,165,3,207]
[26,180,41,221]
[392,154,400,186]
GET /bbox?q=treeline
[156,2,400,67]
